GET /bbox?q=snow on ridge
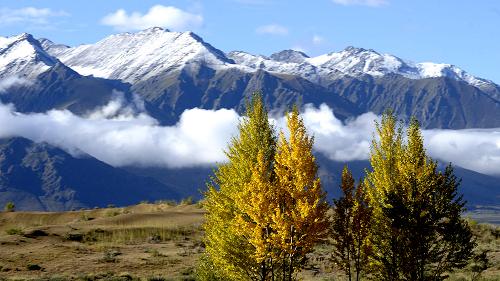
[230,46,494,88]
[0,33,58,79]
[50,28,236,83]
[23,28,496,89]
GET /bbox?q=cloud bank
[0,76,32,92]
[0,98,498,176]
[101,5,203,31]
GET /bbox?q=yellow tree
[234,151,278,280]
[202,93,277,280]
[272,107,329,280]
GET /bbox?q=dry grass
[0,203,203,280]
[0,203,498,280]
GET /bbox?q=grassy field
[0,203,498,281]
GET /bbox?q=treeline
[196,94,476,281]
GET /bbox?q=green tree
[365,113,475,281]
[202,93,277,280]
[351,180,372,281]
[331,167,372,281]
[4,201,15,212]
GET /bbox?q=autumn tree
[365,112,475,280]
[203,101,330,281]
[271,107,330,280]
[202,93,277,280]
[331,167,372,281]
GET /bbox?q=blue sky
[1,0,499,83]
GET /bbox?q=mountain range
[0,27,498,211]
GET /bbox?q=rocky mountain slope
[0,137,179,211]
[40,27,500,128]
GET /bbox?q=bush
[80,213,94,221]
[99,249,121,263]
[23,229,48,238]
[180,197,193,205]
[5,228,22,235]
[4,201,15,212]
[64,232,84,242]
[106,209,121,217]
[26,263,42,270]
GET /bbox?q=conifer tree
[365,113,475,280]
[203,93,277,280]
[351,180,372,281]
[331,167,371,281]
[331,167,356,280]
[272,107,329,280]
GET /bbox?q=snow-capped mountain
[40,27,497,94]
[37,38,70,57]
[48,27,235,83]
[230,46,494,90]
[0,33,58,79]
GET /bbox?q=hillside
[0,137,180,211]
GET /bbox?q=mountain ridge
[38,28,499,96]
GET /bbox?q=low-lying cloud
[0,76,32,92]
[0,97,498,176]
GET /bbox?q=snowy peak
[414,62,491,88]
[34,28,497,91]
[0,33,58,78]
[49,28,235,82]
[306,46,414,77]
[228,45,495,90]
[270,49,309,63]
[37,38,69,57]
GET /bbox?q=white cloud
[0,98,498,176]
[0,77,32,93]
[423,129,500,176]
[101,5,203,31]
[0,7,68,26]
[297,105,500,176]
[256,24,289,35]
[332,0,388,7]
[312,35,324,45]
[0,96,239,168]
[298,104,377,161]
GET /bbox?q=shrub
[106,209,121,217]
[5,228,22,235]
[23,229,48,238]
[64,232,84,242]
[180,197,193,205]
[99,249,121,263]
[26,263,42,270]
[4,201,15,212]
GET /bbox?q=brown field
[0,203,498,281]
